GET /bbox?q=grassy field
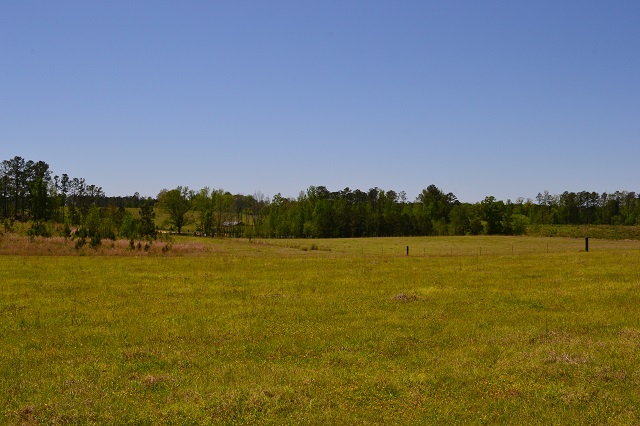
[1,235,640,424]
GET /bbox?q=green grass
[1,236,640,424]
[527,224,640,240]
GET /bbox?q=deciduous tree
[158,186,193,234]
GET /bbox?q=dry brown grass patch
[18,405,35,421]
[546,349,590,365]
[0,234,204,256]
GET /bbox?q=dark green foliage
[66,203,120,246]
[2,156,640,239]
[469,217,483,235]
[28,161,53,221]
[83,204,101,237]
[509,214,530,235]
[0,156,106,224]
[157,186,193,234]
[74,236,86,250]
[26,221,52,237]
[119,212,139,240]
[89,233,102,249]
[480,196,504,235]
[214,185,640,238]
[138,200,157,240]
[63,223,71,238]
[118,201,156,241]
[2,218,15,233]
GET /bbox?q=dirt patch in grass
[391,293,422,303]
[546,349,590,365]
[19,405,35,421]
[128,373,172,387]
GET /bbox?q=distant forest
[2,156,640,239]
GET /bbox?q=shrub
[89,234,102,249]
[27,221,52,237]
[2,218,15,233]
[510,214,530,236]
[75,236,86,250]
[63,223,71,238]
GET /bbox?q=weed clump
[18,405,35,422]
[392,293,420,303]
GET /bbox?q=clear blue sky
[2,1,639,202]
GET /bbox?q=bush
[89,234,102,249]
[510,214,530,236]
[63,223,71,238]
[75,236,86,250]
[27,221,52,237]
[2,218,15,233]
[469,218,483,235]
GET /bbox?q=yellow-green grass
[528,224,640,240]
[259,235,640,257]
[1,236,640,424]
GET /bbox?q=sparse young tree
[138,200,157,240]
[193,187,214,235]
[27,160,52,221]
[4,156,28,219]
[0,161,10,218]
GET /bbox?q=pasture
[1,235,640,424]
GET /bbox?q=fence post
[585,237,589,252]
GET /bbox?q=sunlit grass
[1,236,640,423]
[258,235,640,256]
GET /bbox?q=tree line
[0,156,155,241]
[2,156,640,240]
[177,185,640,238]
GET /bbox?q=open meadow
[1,235,640,424]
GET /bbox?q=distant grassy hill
[527,224,640,240]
